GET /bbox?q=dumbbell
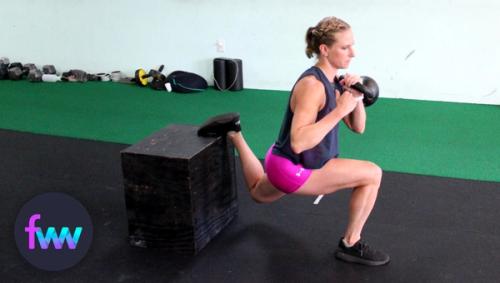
[8,63,43,82]
[61,69,88,82]
[42,65,57,75]
[338,75,379,107]
[39,64,60,82]
[7,62,22,80]
[8,63,37,80]
[134,65,164,87]
[27,68,43,82]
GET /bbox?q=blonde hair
[305,16,351,58]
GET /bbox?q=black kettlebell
[338,75,379,107]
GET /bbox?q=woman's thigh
[295,158,382,196]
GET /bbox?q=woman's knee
[364,161,383,186]
[249,187,265,203]
[251,193,270,204]
[250,190,281,204]
[249,179,285,204]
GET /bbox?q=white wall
[2,0,499,104]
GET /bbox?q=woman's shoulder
[292,75,326,111]
[295,74,324,91]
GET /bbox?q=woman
[198,16,389,266]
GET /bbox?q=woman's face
[324,29,355,69]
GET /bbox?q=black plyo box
[121,124,238,254]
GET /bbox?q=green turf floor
[0,81,498,182]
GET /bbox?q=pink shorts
[264,145,312,194]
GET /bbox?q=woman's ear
[318,44,329,57]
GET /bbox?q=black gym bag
[165,71,208,93]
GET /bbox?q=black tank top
[272,66,342,169]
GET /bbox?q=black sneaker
[197,112,241,137]
[334,238,390,266]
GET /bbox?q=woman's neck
[315,60,338,83]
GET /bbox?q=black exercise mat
[1,129,499,282]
